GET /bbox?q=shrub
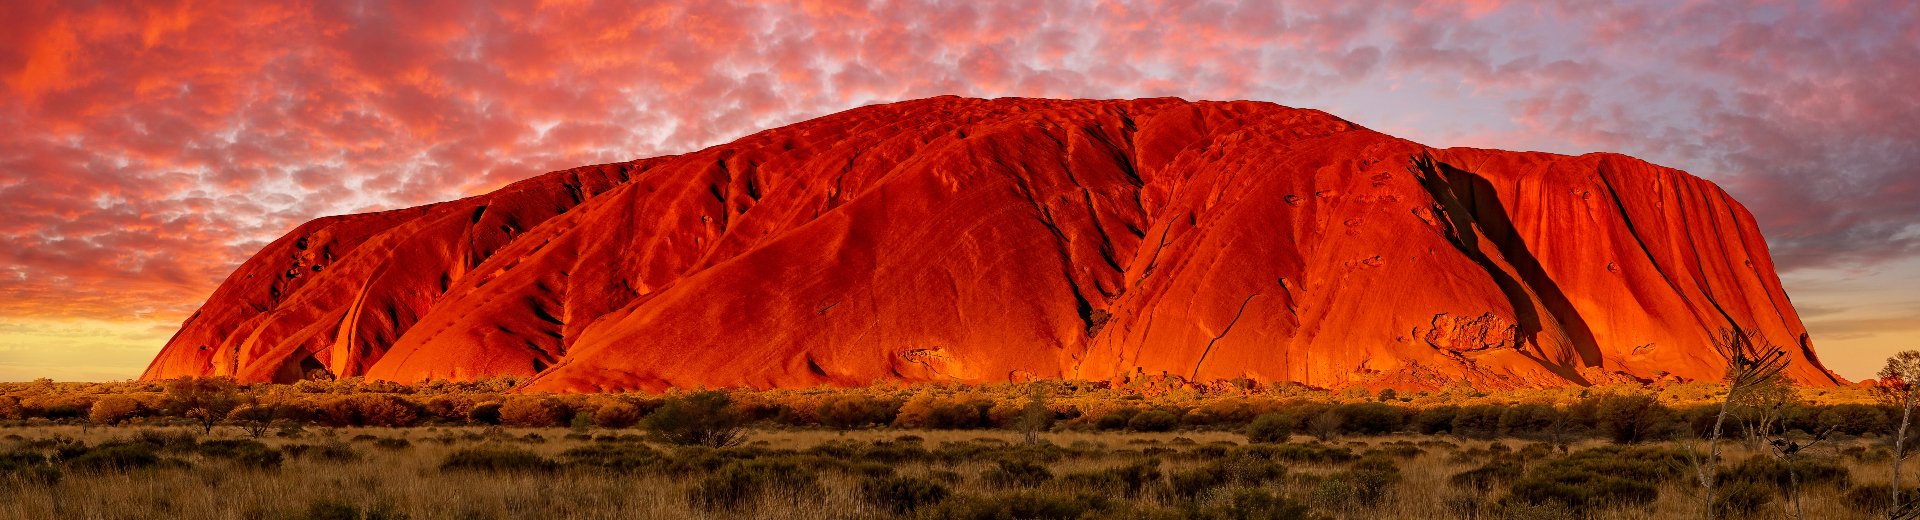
[88,396,141,425]
[1720,455,1849,489]
[1498,404,1562,435]
[1506,465,1658,512]
[1595,394,1670,444]
[1502,446,1686,512]
[282,498,409,520]
[1094,408,1138,430]
[592,401,643,429]
[229,405,280,438]
[0,396,21,420]
[858,476,951,515]
[687,459,821,511]
[422,396,474,423]
[282,442,359,463]
[1061,458,1162,497]
[316,395,418,427]
[1715,480,1772,519]
[165,376,242,433]
[980,459,1053,488]
[559,443,665,472]
[916,491,1114,520]
[1199,489,1329,520]
[1841,484,1920,512]
[647,391,747,447]
[819,397,879,431]
[1238,443,1357,464]
[1128,410,1179,432]
[1331,455,1402,507]
[371,438,412,451]
[499,397,566,427]
[1449,458,1524,492]
[1411,406,1459,434]
[468,402,503,425]
[1335,403,1403,435]
[1819,404,1890,435]
[1169,457,1288,498]
[439,447,555,473]
[64,445,171,472]
[1246,413,1298,444]
[199,439,284,470]
[1452,404,1505,438]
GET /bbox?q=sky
[0,0,1915,383]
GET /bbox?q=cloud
[0,0,1913,338]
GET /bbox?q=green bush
[559,443,665,473]
[915,491,1114,520]
[1094,409,1138,430]
[1316,455,1401,508]
[1498,404,1562,434]
[592,401,644,429]
[858,476,951,515]
[647,391,746,447]
[64,445,177,472]
[200,439,284,470]
[1819,404,1890,435]
[1714,480,1772,518]
[467,402,503,425]
[1595,394,1670,444]
[1506,465,1658,512]
[277,498,409,520]
[1334,403,1402,435]
[1452,404,1505,438]
[1720,455,1849,489]
[1235,443,1356,464]
[281,442,359,463]
[980,459,1053,488]
[1449,458,1524,492]
[438,447,556,473]
[1840,484,1920,513]
[1129,410,1180,432]
[1501,446,1686,512]
[1170,457,1288,498]
[688,459,821,511]
[1411,406,1459,434]
[1245,413,1297,444]
[1060,458,1161,497]
[1191,489,1329,520]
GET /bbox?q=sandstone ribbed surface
[141,97,1844,391]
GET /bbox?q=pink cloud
[0,0,1913,331]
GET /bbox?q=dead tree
[1876,351,1920,518]
[1768,426,1838,520]
[1687,326,1790,520]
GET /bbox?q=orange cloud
[0,0,1913,340]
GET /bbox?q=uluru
[138,96,1844,393]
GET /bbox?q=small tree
[1011,391,1054,446]
[819,396,874,433]
[646,390,746,447]
[228,405,278,438]
[166,376,242,434]
[1875,350,1920,518]
[88,396,141,425]
[592,401,644,429]
[1685,327,1790,520]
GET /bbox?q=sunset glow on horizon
[2,0,1917,382]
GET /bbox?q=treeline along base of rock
[0,381,1909,519]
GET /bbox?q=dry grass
[0,425,1905,520]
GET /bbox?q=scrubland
[1,375,1909,519]
[0,422,1906,519]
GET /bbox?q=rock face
[140,97,1845,392]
